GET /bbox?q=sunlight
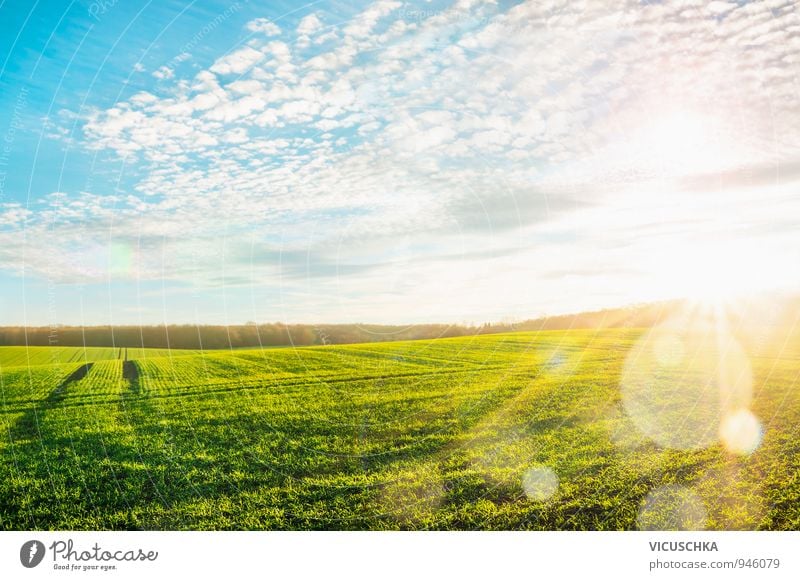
[617,108,731,179]
[719,409,763,455]
[652,240,786,307]
[620,307,755,451]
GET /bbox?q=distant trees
[0,323,474,349]
[0,299,690,350]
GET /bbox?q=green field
[1,323,798,530]
[0,345,201,366]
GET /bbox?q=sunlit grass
[0,307,798,530]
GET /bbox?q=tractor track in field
[0,362,527,413]
[120,362,525,402]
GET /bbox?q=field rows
[0,326,798,530]
[0,346,202,369]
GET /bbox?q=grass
[0,322,798,530]
[0,346,200,367]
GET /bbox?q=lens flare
[522,466,559,501]
[719,409,763,455]
[652,334,685,367]
[543,350,568,372]
[109,242,134,276]
[620,311,753,450]
[637,485,707,531]
[380,466,445,526]
[695,464,766,530]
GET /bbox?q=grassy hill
[0,321,798,529]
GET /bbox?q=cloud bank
[2,0,799,322]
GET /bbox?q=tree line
[0,301,683,350]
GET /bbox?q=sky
[0,0,799,326]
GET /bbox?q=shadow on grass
[122,361,140,395]
[8,363,93,443]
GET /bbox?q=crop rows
[0,363,84,407]
[0,327,798,530]
[0,346,202,369]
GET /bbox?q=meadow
[1,314,798,530]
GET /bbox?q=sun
[639,110,726,177]
[653,240,785,306]
[615,108,787,306]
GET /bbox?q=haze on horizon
[1,0,799,327]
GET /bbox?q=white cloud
[152,65,174,80]
[344,0,402,39]
[11,0,798,322]
[210,46,265,75]
[296,13,324,48]
[707,1,737,15]
[246,18,281,36]
[130,91,157,105]
[0,204,31,226]
[297,13,323,36]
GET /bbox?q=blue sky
[1,0,799,326]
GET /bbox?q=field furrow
[0,327,798,530]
